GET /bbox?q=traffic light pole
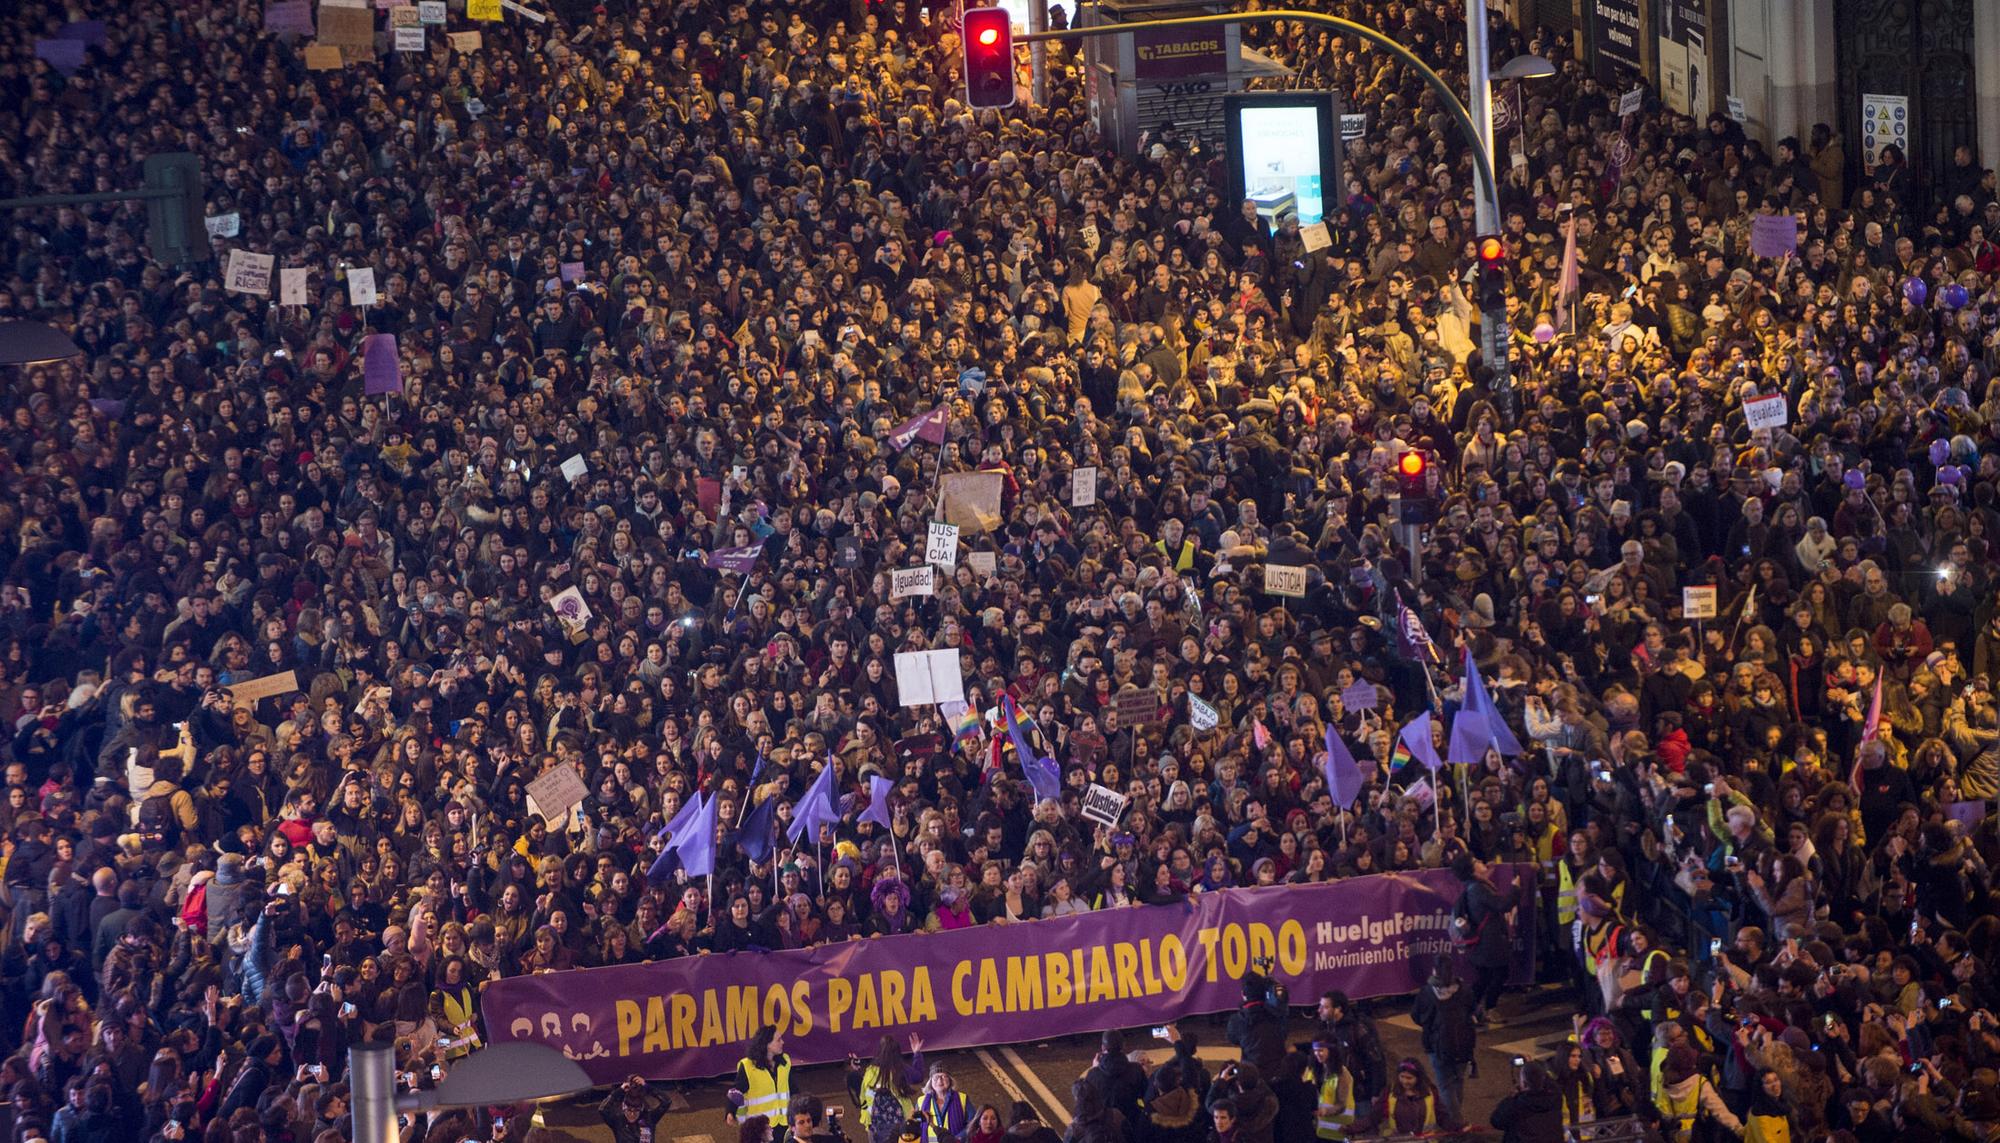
[1017,10,1512,420]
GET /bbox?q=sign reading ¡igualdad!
[482,866,1536,1081]
[1132,26,1226,79]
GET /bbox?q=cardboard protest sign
[1264,563,1308,598]
[1682,585,1718,619]
[890,567,934,600]
[280,267,310,304]
[526,765,588,825]
[226,670,299,704]
[1071,466,1098,507]
[224,250,275,297]
[1080,784,1130,828]
[894,649,964,707]
[345,266,377,306]
[924,522,960,569]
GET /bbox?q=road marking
[1001,1045,1073,1127]
[976,1047,1033,1110]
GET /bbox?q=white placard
[1071,466,1097,507]
[1618,87,1644,117]
[1682,585,1718,620]
[1264,563,1308,598]
[280,267,309,305]
[1726,94,1746,124]
[346,266,377,307]
[1860,93,1909,168]
[967,551,997,577]
[560,454,588,482]
[1299,222,1332,253]
[1743,394,1789,431]
[1340,112,1367,141]
[1080,783,1130,828]
[1188,694,1219,731]
[894,649,964,707]
[393,25,424,49]
[925,522,960,569]
[224,249,275,297]
[204,213,241,238]
[526,765,588,825]
[891,567,934,600]
[1079,222,1100,254]
[547,585,591,629]
[417,0,445,20]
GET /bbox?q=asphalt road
[524,985,1583,1142]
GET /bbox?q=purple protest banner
[1750,213,1798,259]
[34,39,88,72]
[483,866,1536,1082]
[362,333,402,395]
[264,0,316,35]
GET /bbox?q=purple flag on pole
[362,333,402,395]
[1459,648,1524,756]
[786,759,841,844]
[887,406,949,451]
[1398,712,1444,772]
[1323,723,1363,807]
[33,39,88,72]
[1447,708,1490,767]
[671,793,718,878]
[737,793,778,863]
[705,541,764,573]
[859,775,895,830]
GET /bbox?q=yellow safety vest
[859,1064,914,1129]
[1746,1112,1791,1143]
[740,1057,792,1122]
[1657,1077,1711,1143]
[1384,1092,1437,1134]
[1155,537,1198,572]
[1557,859,1582,925]
[435,985,483,1059]
[1316,1068,1357,1140]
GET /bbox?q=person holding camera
[1489,1060,1564,1143]
[787,1094,848,1143]
[1226,958,1289,1079]
[1205,1062,1279,1143]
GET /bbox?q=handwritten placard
[1263,563,1308,598]
[890,567,934,600]
[924,522,960,569]
[1682,585,1718,619]
[1743,394,1789,430]
[224,250,276,297]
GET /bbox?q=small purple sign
[34,39,88,73]
[1750,214,1799,259]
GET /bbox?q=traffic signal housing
[143,153,209,266]
[962,7,1015,110]
[1397,449,1434,524]
[1475,234,1507,312]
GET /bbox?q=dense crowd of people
[2,0,2000,1139]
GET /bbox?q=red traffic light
[1398,451,1427,478]
[1477,236,1505,264]
[962,8,1015,110]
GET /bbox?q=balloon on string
[1930,438,1951,466]
[1532,322,1556,343]
[1939,465,1965,486]
[1943,283,1970,309]
[1903,278,1928,305]
[1843,469,1867,491]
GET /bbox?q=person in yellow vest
[848,1032,925,1135]
[1372,1059,1458,1135]
[1309,1040,1357,1141]
[730,1024,792,1127]
[1654,1045,1740,1143]
[1743,1068,1796,1143]
[427,955,483,1061]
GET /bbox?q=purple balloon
[1843,469,1867,491]
[1532,322,1556,343]
[1943,284,1970,309]
[1930,438,1951,466]
[1904,278,1928,305]
[1939,465,1965,485]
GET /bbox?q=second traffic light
[963,7,1016,110]
[1397,449,1433,524]
[1475,235,1507,312]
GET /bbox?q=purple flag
[888,406,948,451]
[738,793,778,864]
[671,792,718,878]
[705,541,764,573]
[362,333,402,395]
[1323,723,1363,807]
[58,20,107,44]
[1398,711,1444,772]
[860,775,895,830]
[1446,709,1490,767]
[1459,649,1524,756]
[1393,591,1441,665]
[1002,695,1062,804]
[786,759,841,845]
[34,39,87,72]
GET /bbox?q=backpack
[138,792,182,850]
[868,1086,906,1143]
[180,881,209,936]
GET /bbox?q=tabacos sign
[1133,26,1226,79]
